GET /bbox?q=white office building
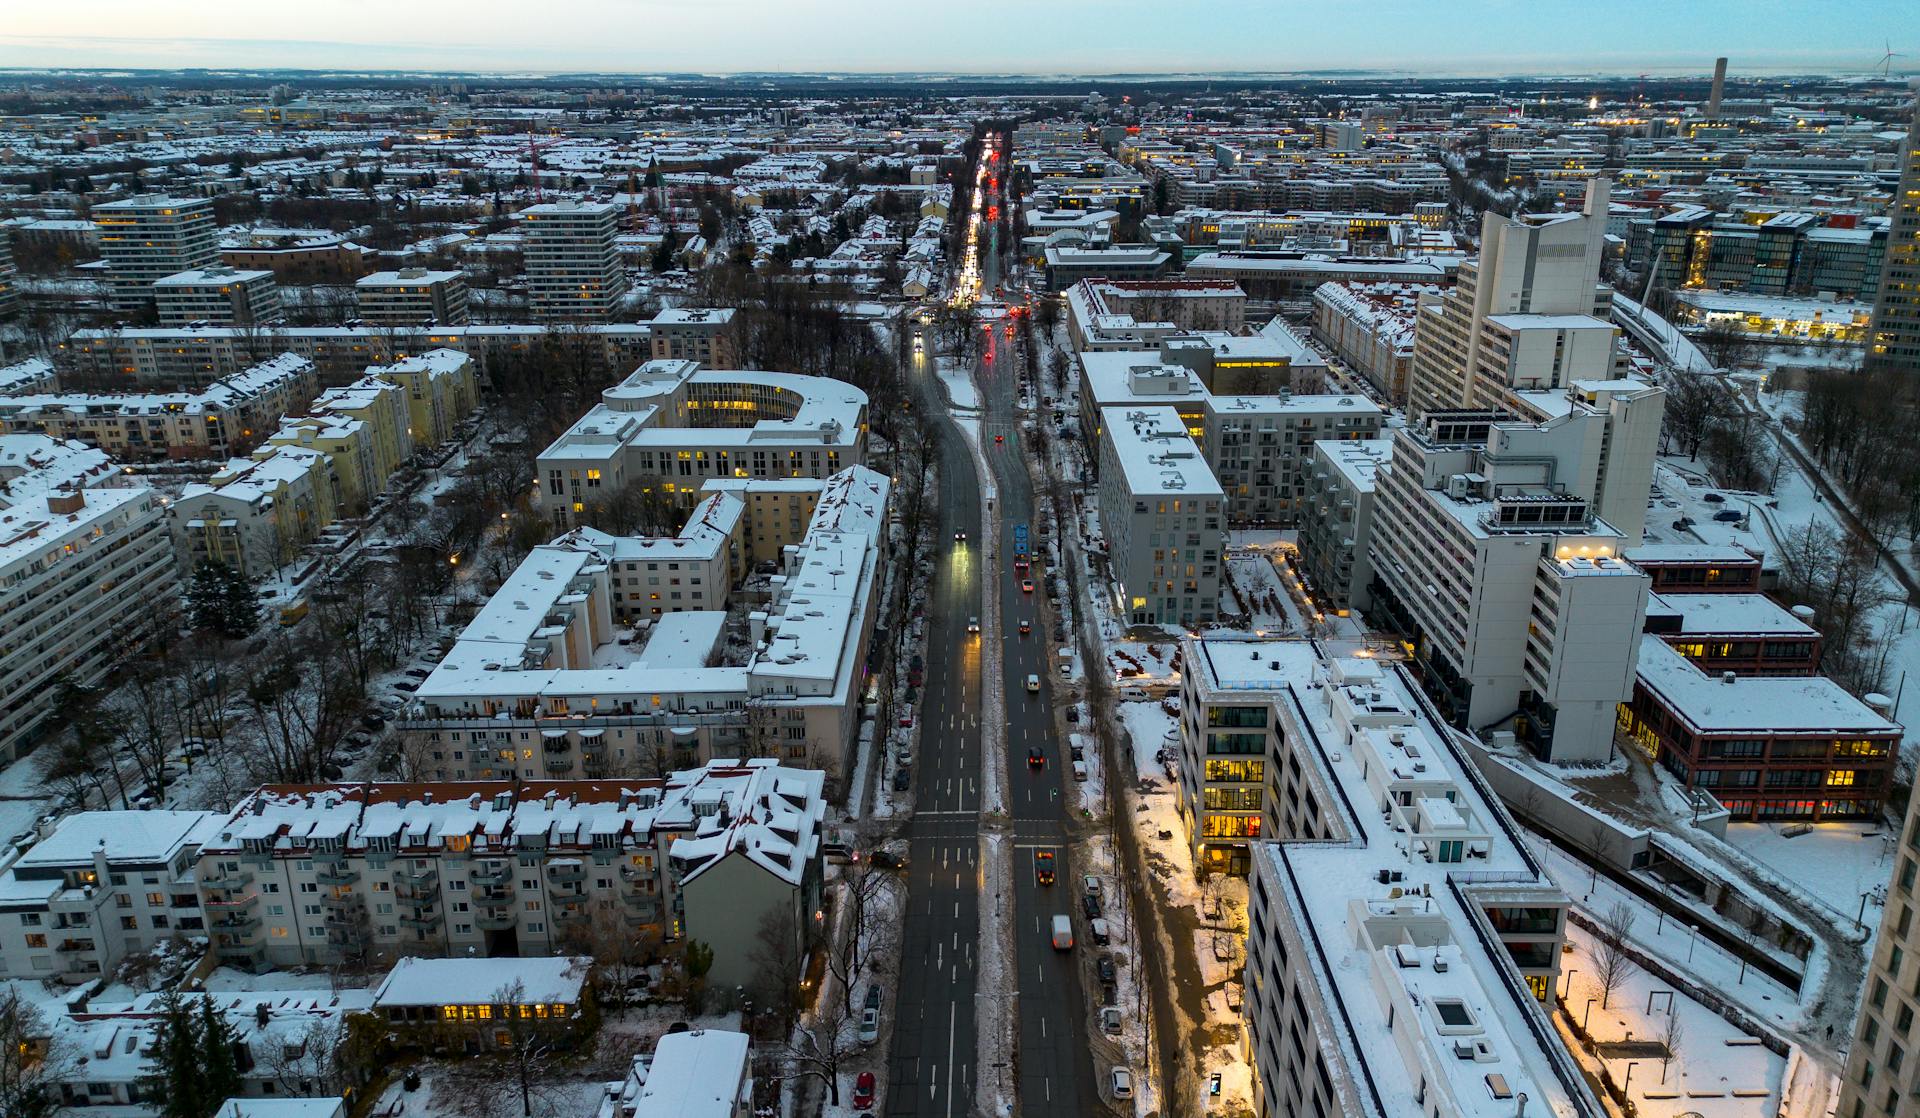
[153,265,284,326]
[1095,406,1227,627]
[355,268,471,326]
[93,195,219,313]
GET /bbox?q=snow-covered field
[1725,820,1894,930]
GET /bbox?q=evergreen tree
[138,994,206,1118]
[187,562,257,639]
[197,997,242,1107]
[651,227,679,273]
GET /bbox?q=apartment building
[1838,793,1920,1118]
[1183,251,1457,301]
[1041,244,1171,289]
[0,352,318,462]
[0,811,219,982]
[1308,281,1441,404]
[405,466,888,779]
[1406,179,1616,417]
[169,446,338,577]
[522,200,627,322]
[536,360,867,531]
[1367,410,1650,763]
[1621,637,1897,821]
[356,268,472,326]
[262,374,412,513]
[1063,278,1247,351]
[1296,437,1391,612]
[66,323,652,385]
[1206,644,1590,1118]
[153,266,284,326]
[1096,407,1226,627]
[649,308,740,368]
[0,227,17,321]
[194,760,824,980]
[368,348,479,449]
[93,195,219,313]
[1078,350,1383,529]
[0,439,178,763]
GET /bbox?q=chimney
[1721,671,1737,685]
[1708,58,1728,118]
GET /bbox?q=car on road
[994,433,1005,444]
[1018,619,1031,634]
[1111,1068,1134,1099]
[1096,953,1116,982]
[1082,893,1103,920]
[1051,914,1074,950]
[954,529,967,541]
[1035,850,1055,885]
[1027,744,1045,768]
[1026,673,1040,693]
[967,616,980,633]
[871,850,906,870]
[852,1071,876,1110]
[1020,579,1034,593]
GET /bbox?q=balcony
[551,906,588,926]
[477,910,518,932]
[395,890,438,910]
[199,868,253,890]
[474,890,515,910]
[543,757,575,774]
[316,863,359,886]
[469,865,514,888]
[204,892,259,912]
[395,867,439,889]
[210,914,261,935]
[323,908,361,929]
[398,911,443,930]
[55,939,97,954]
[546,863,586,885]
[321,890,359,909]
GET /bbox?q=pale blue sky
[0,1,1914,76]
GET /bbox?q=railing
[398,911,442,929]
[546,863,586,884]
[199,868,253,890]
[316,863,359,886]
[469,865,514,887]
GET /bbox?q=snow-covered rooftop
[1635,636,1900,736]
[373,955,590,1008]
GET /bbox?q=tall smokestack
[1708,57,1728,118]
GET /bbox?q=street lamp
[1584,997,1597,1032]
[1561,968,1578,1001]
[1687,924,1699,964]
[1621,1060,1639,1099]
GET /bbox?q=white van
[1051,914,1074,951]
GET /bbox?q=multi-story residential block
[522,200,627,322]
[66,323,652,385]
[1209,643,1589,1118]
[1064,278,1247,351]
[1041,244,1171,289]
[1620,637,1897,821]
[194,759,823,988]
[1096,406,1226,627]
[0,226,17,321]
[0,352,318,461]
[1367,409,1651,763]
[599,1028,754,1118]
[1406,179,1616,417]
[0,439,177,762]
[261,374,412,513]
[1308,281,1441,404]
[93,195,219,313]
[1838,793,1920,1118]
[0,810,219,982]
[169,445,338,577]
[1183,251,1457,301]
[536,360,867,531]
[1296,437,1391,611]
[355,268,472,326]
[0,357,57,395]
[368,348,479,449]
[153,265,284,326]
[1078,350,1382,529]
[404,466,887,780]
[650,307,740,367]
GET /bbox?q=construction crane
[526,127,564,203]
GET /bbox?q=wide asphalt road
[886,336,984,1118]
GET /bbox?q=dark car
[1035,850,1056,885]
[1082,893,1103,920]
[1065,708,1079,724]
[1702,492,1726,503]
[892,768,911,792]
[871,850,906,870]
[1028,745,1045,768]
[1712,509,1744,522]
[1096,954,1116,982]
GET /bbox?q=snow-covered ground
[1725,820,1894,930]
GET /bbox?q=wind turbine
[1878,40,1903,78]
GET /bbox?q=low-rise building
[194,760,823,977]
[1041,244,1171,289]
[1623,543,1766,595]
[373,955,593,1052]
[1621,637,1898,821]
[536,360,867,532]
[650,308,740,368]
[153,266,284,327]
[598,1029,754,1118]
[355,268,471,326]
[0,810,219,982]
[1643,591,1821,677]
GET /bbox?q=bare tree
[558,896,661,1010]
[241,634,365,785]
[822,857,900,1017]
[749,905,806,1033]
[774,998,855,1108]
[1659,1001,1686,1083]
[0,985,62,1118]
[1593,901,1638,1011]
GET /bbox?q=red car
[853,1071,877,1110]
[1020,579,1035,593]
[994,434,1005,445]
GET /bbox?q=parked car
[1100,1006,1122,1034]
[1090,917,1111,945]
[1083,875,1102,898]
[1096,953,1116,982]
[1071,760,1088,782]
[392,680,419,693]
[1712,508,1744,522]
[1702,492,1726,503]
[852,1071,876,1110]
[871,850,906,870]
[1082,893,1102,920]
[1110,1067,1133,1099]
[858,1002,880,1043]
[892,768,911,792]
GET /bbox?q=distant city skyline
[0,1,1914,77]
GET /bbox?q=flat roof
[1647,592,1814,636]
[1636,636,1898,735]
[374,956,590,1007]
[1103,406,1223,499]
[629,1030,752,1118]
